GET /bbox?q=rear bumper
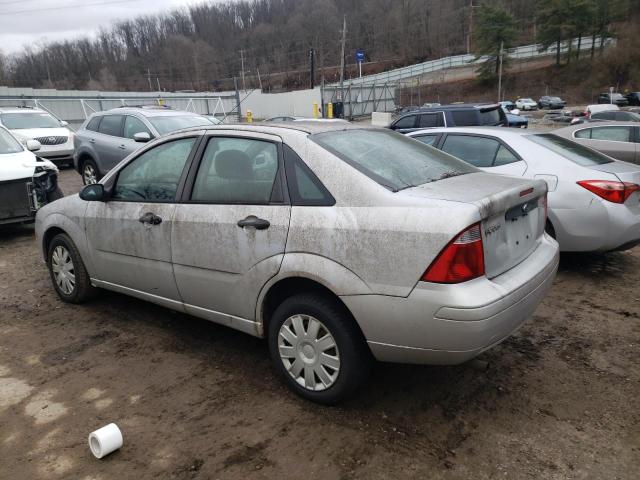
[341,235,559,365]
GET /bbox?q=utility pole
[240,49,246,91]
[497,40,504,102]
[339,15,346,103]
[309,49,315,89]
[146,68,153,91]
[467,0,474,55]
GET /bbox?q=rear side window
[86,116,101,132]
[575,128,591,139]
[528,134,613,165]
[450,110,478,126]
[479,108,503,126]
[283,144,334,206]
[98,115,123,137]
[393,115,417,128]
[591,126,632,142]
[441,135,508,168]
[311,129,475,191]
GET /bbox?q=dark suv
[597,93,629,106]
[388,103,507,133]
[625,92,640,106]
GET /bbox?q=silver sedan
[36,123,558,403]
[408,127,640,252]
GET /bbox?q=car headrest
[215,149,253,180]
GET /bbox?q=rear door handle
[89,138,96,144]
[139,212,162,225]
[118,144,126,149]
[237,215,270,230]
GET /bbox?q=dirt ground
[1,169,639,480]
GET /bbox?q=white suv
[0,107,74,167]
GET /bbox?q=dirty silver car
[35,124,559,403]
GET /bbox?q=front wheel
[268,293,371,404]
[47,233,97,303]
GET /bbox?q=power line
[2,0,144,15]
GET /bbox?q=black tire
[47,233,97,303]
[268,292,371,404]
[81,158,101,185]
[48,186,64,201]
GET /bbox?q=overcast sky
[0,0,201,55]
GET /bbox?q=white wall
[241,87,322,119]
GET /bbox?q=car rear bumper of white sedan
[341,234,559,365]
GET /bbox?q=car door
[171,131,291,327]
[439,134,527,176]
[577,126,636,162]
[122,115,153,158]
[84,135,200,308]
[94,114,126,173]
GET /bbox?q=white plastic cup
[88,423,123,459]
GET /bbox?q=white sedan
[0,126,62,225]
[515,98,538,111]
[407,127,640,252]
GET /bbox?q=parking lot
[0,168,636,479]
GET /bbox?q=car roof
[99,107,202,117]
[0,106,48,114]
[554,120,640,133]
[406,126,543,138]
[172,121,375,136]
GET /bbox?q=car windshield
[0,128,24,154]
[522,98,534,102]
[1,112,60,129]
[148,115,211,135]
[311,129,476,191]
[549,97,562,101]
[527,133,613,166]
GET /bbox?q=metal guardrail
[335,36,613,87]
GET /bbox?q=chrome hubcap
[51,246,75,295]
[83,164,97,185]
[278,314,340,391]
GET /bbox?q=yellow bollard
[313,101,319,118]
[327,102,334,119]
[246,110,253,123]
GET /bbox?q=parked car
[625,92,640,106]
[388,103,507,133]
[36,123,558,403]
[264,116,305,122]
[407,127,640,252]
[0,126,62,225]
[538,96,566,109]
[598,92,629,106]
[73,106,212,185]
[590,110,640,122]
[0,106,74,167]
[515,98,538,111]
[585,104,619,117]
[499,100,516,111]
[505,112,528,128]
[552,122,639,163]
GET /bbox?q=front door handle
[118,144,126,149]
[237,215,270,230]
[89,138,96,144]
[139,212,162,225]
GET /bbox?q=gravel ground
[0,169,639,479]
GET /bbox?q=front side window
[98,115,124,137]
[113,137,196,201]
[418,113,443,128]
[311,129,475,191]
[191,137,279,204]
[528,134,613,165]
[414,134,438,146]
[0,112,60,129]
[393,115,417,129]
[86,116,102,132]
[590,126,632,142]
[148,115,210,135]
[0,128,23,154]
[441,135,507,168]
[124,116,152,139]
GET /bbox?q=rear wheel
[268,293,371,404]
[47,233,96,303]
[81,158,100,185]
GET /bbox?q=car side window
[441,135,500,167]
[414,134,438,146]
[124,116,151,140]
[283,144,334,206]
[450,110,478,126]
[191,137,279,204]
[418,113,442,128]
[86,116,101,132]
[112,137,196,201]
[98,115,124,137]
[590,126,631,142]
[394,115,417,129]
[575,128,591,139]
[494,144,520,166]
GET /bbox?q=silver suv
[73,106,212,184]
[36,123,559,403]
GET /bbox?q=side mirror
[26,139,41,152]
[133,132,151,143]
[80,183,105,202]
[60,120,69,127]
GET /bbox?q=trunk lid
[404,172,548,278]
[588,159,640,184]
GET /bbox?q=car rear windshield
[527,133,613,165]
[0,128,23,154]
[311,129,476,191]
[148,115,211,135]
[1,112,60,129]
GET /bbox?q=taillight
[577,180,640,204]
[422,223,485,284]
